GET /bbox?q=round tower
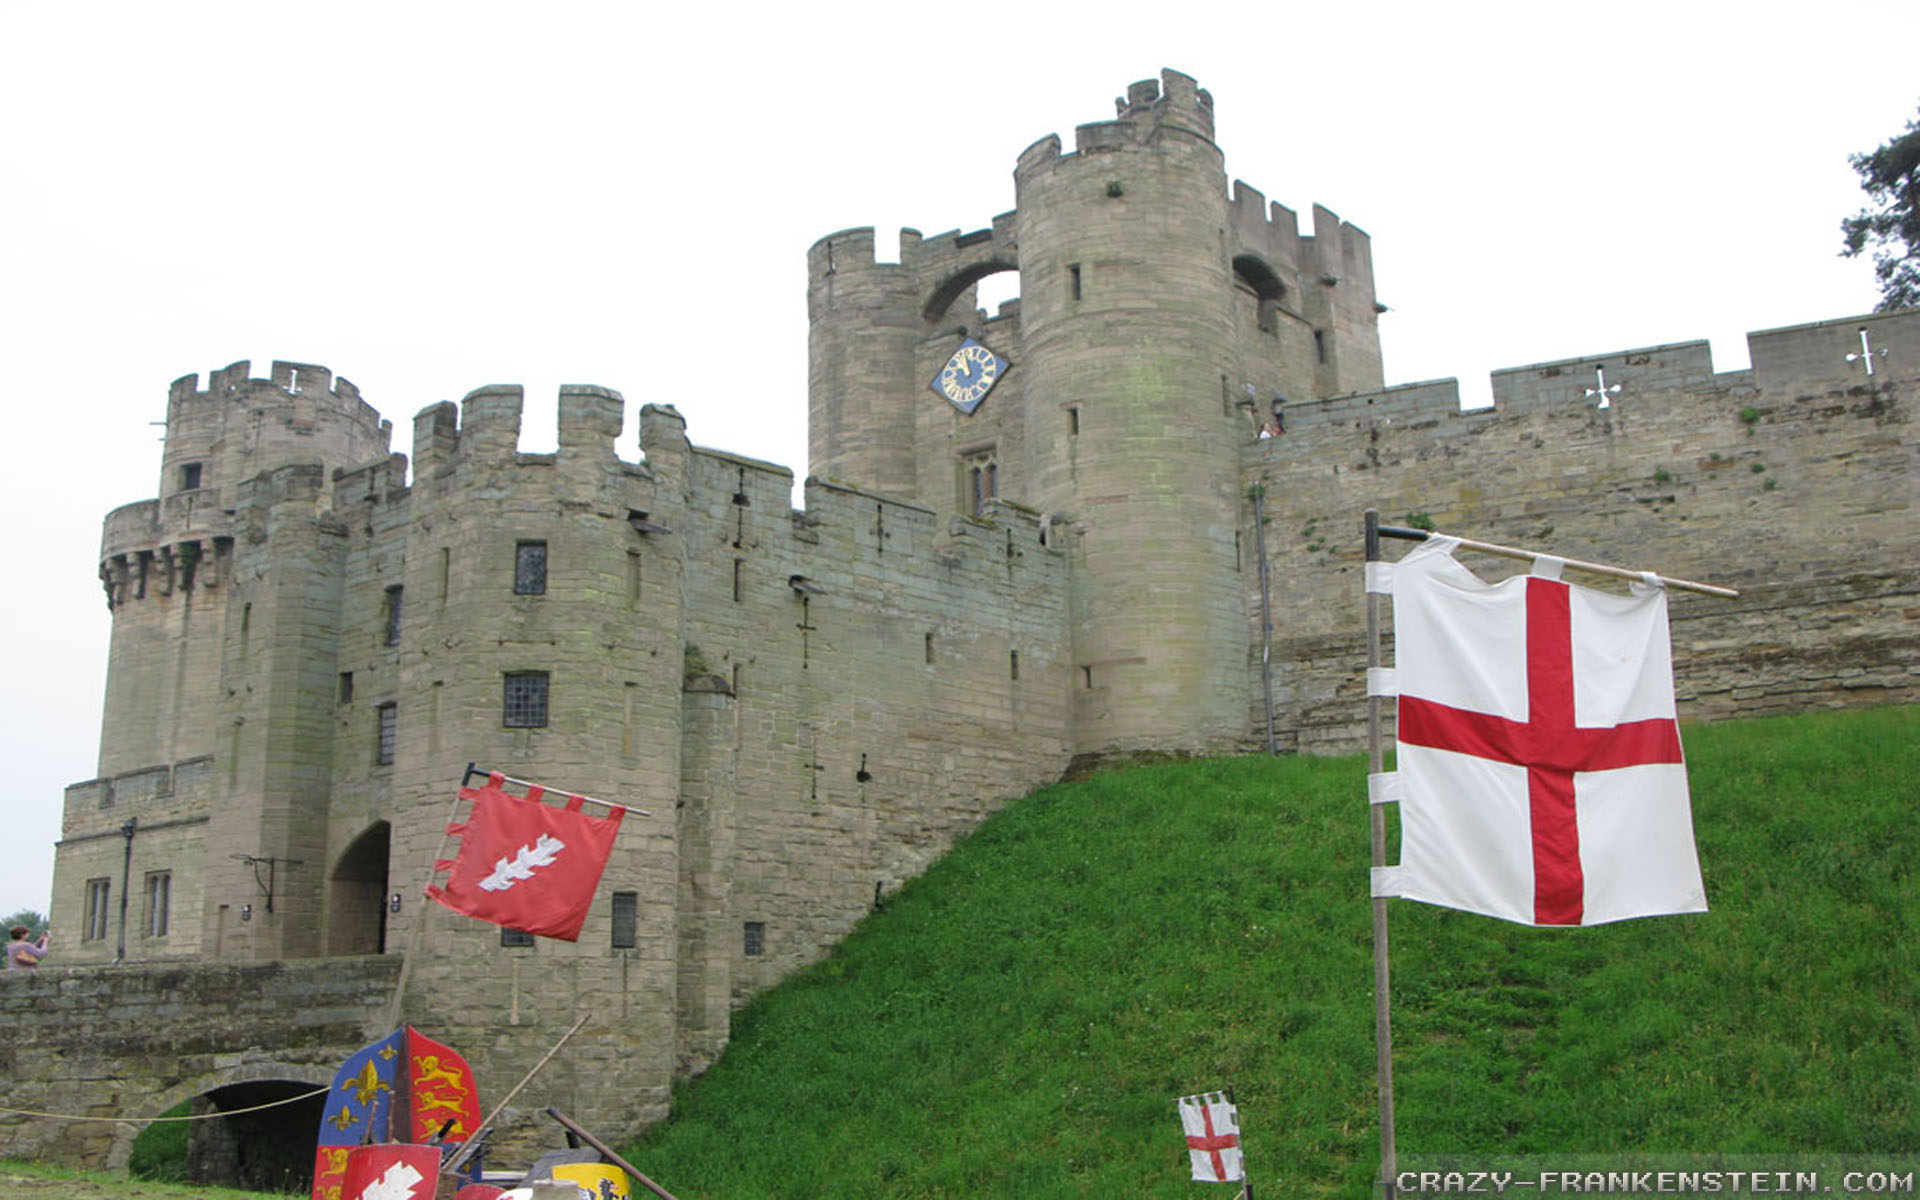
[1012,70,1249,757]
[807,228,924,497]
[95,360,391,777]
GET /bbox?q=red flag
[425,772,624,941]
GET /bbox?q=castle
[14,69,1916,1177]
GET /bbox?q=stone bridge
[0,957,398,1189]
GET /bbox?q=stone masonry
[8,68,1915,1172]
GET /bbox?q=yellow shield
[549,1162,631,1199]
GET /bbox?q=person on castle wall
[6,924,50,969]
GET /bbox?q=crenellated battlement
[808,227,912,278]
[1262,308,1919,450]
[167,359,365,408]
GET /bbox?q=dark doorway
[328,821,391,956]
[182,1079,328,1191]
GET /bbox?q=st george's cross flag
[1177,1092,1245,1183]
[424,772,625,942]
[1371,538,1706,927]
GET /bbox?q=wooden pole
[545,1107,682,1200]
[442,1012,592,1175]
[1373,523,1738,598]
[384,765,476,1032]
[1365,510,1397,1200]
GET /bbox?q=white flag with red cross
[1370,538,1707,926]
[1177,1092,1244,1183]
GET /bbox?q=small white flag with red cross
[1177,1091,1244,1183]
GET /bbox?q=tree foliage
[3,907,48,935]
[1841,106,1920,311]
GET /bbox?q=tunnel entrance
[179,1079,328,1192]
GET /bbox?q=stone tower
[809,68,1385,759]
[95,361,392,961]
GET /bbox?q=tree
[3,908,48,935]
[1842,107,1920,311]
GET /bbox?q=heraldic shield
[340,1143,441,1200]
[551,1161,633,1197]
[311,1027,484,1200]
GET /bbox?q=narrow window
[375,702,397,766]
[1082,665,1093,689]
[503,671,550,728]
[500,928,534,947]
[1068,407,1080,437]
[732,559,744,603]
[385,585,403,646]
[339,672,354,703]
[1068,263,1082,301]
[514,541,547,595]
[180,463,202,491]
[438,547,450,605]
[961,448,999,517]
[84,878,111,941]
[144,871,171,938]
[1010,650,1020,680]
[611,891,638,950]
[627,551,643,606]
[924,632,935,664]
[743,921,766,957]
[1314,329,1327,364]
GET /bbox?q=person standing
[6,924,49,969]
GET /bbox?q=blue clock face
[930,338,1005,414]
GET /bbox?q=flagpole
[443,1011,593,1175]
[384,764,477,1032]
[463,762,652,818]
[1374,523,1738,598]
[1364,509,1398,1200]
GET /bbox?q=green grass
[0,1158,291,1198]
[622,706,1918,1198]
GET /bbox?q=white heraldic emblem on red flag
[424,772,625,942]
[1177,1092,1244,1183]
[1372,538,1707,927]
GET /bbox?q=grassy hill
[621,706,1917,1199]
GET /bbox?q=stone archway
[922,259,1020,325]
[110,1060,336,1182]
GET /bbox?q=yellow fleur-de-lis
[341,1059,390,1107]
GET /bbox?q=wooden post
[545,1107,682,1200]
[1365,509,1397,1200]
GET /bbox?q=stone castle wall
[35,369,1073,1159]
[1244,308,1919,753]
[0,958,399,1168]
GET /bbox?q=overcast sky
[3,1,1912,917]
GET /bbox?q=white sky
[2,1,1911,916]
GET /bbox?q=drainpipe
[1250,484,1277,755]
[115,817,138,962]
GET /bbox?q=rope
[0,1085,329,1124]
